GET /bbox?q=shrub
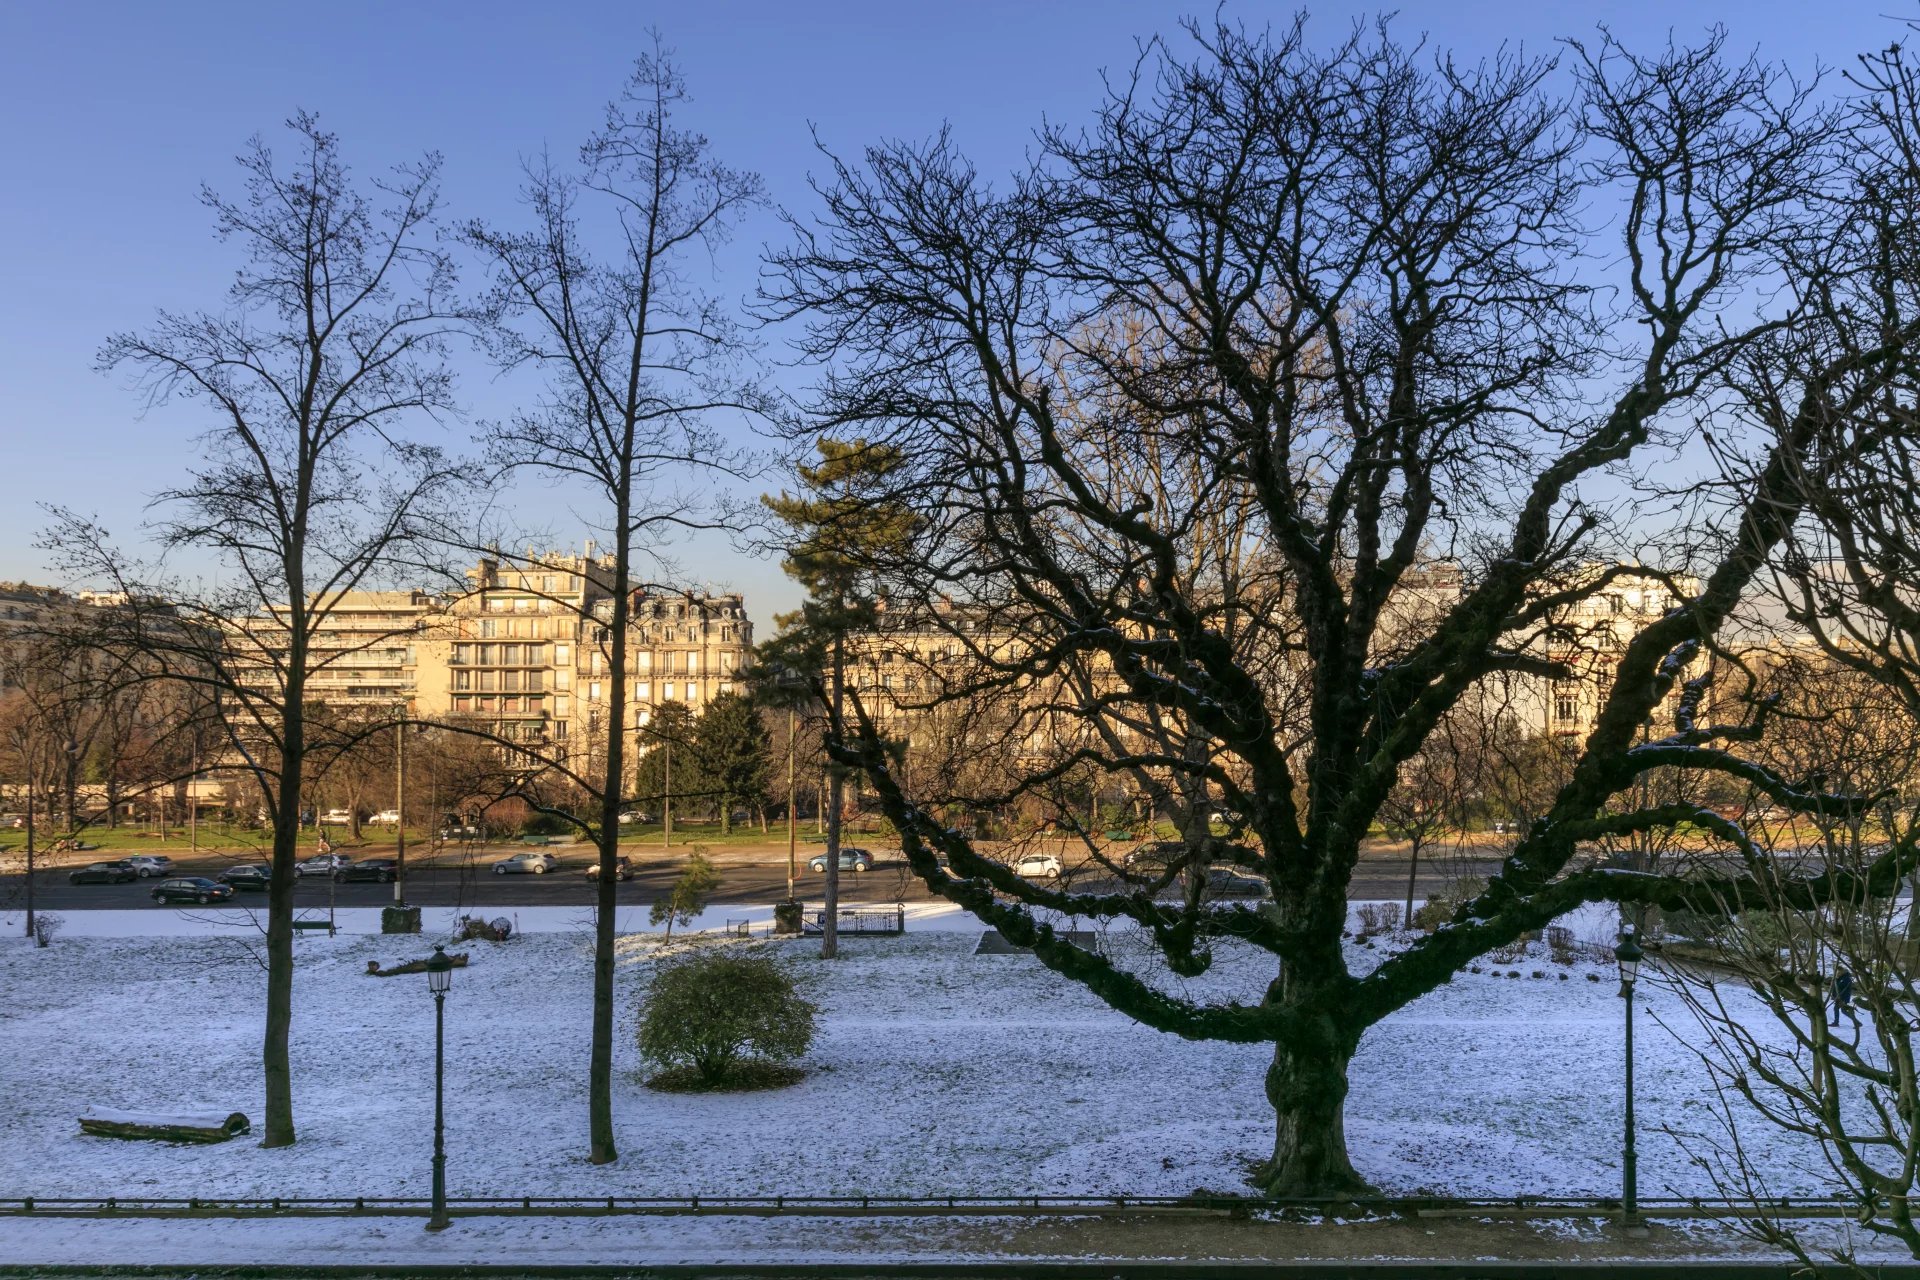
[32,913,63,948]
[638,948,816,1088]
[1545,925,1576,964]
[1411,877,1486,932]
[1354,903,1401,938]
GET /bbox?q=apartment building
[424,554,753,764]
[622,589,753,726]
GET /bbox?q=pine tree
[762,438,917,957]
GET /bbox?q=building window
[502,671,521,692]
[541,575,554,592]
[662,683,675,700]
[480,619,498,638]
[478,671,497,692]
[636,651,652,673]
[453,696,471,713]
[555,669,571,690]
[554,719,568,739]
[525,670,543,692]
[589,681,602,703]
[635,681,651,701]
[454,670,471,691]
[554,643,570,664]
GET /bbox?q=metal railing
[0,1192,1867,1221]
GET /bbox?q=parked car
[296,853,352,877]
[371,809,401,826]
[1122,841,1186,875]
[493,851,558,875]
[336,858,398,883]
[151,877,234,905]
[69,861,138,885]
[125,855,175,878]
[617,810,655,825]
[1200,867,1269,899]
[1013,851,1064,880]
[440,820,480,839]
[807,846,873,873]
[218,863,272,890]
[584,856,634,881]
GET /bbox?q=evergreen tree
[650,849,719,941]
[692,692,770,834]
[762,438,917,957]
[632,701,697,817]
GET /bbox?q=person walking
[1831,968,1860,1028]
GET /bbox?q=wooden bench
[291,919,334,935]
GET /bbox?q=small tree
[637,948,816,1086]
[650,849,718,940]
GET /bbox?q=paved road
[2,847,1499,912]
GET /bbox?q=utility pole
[189,737,199,853]
[663,736,672,849]
[394,706,407,906]
[786,704,797,901]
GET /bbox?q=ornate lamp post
[1614,927,1645,1232]
[424,945,454,1231]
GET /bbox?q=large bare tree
[460,38,765,1165]
[765,21,1920,1193]
[49,113,459,1147]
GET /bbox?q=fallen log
[366,951,471,978]
[78,1107,249,1144]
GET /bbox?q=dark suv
[335,858,398,884]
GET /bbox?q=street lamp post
[424,944,454,1231]
[394,703,407,906]
[1615,927,1645,1233]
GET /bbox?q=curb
[5,1264,1920,1279]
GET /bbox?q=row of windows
[450,643,552,666]
[452,694,548,716]
[453,669,547,692]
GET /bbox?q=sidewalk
[0,1209,1910,1275]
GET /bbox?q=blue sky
[0,0,1900,633]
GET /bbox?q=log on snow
[78,1107,250,1143]
[365,951,470,978]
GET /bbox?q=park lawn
[0,906,1839,1204]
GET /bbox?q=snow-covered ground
[0,903,1838,1204]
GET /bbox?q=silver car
[493,851,558,875]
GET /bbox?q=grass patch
[643,1062,807,1093]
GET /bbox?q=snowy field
[0,903,1841,1203]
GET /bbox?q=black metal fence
[0,1193,1866,1220]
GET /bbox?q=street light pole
[394,704,407,906]
[1615,927,1645,1233]
[786,703,797,902]
[424,944,453,1231]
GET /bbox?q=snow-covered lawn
[0,907,1839,1202]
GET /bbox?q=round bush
[637,948,816,1089]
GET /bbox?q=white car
[493,851,558,875]
[320,808,354,825]
[126,855,175,878]
[1013,852,1064,880]
[372,809,401,825]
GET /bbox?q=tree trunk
[822,631,844,959]
[262,760,300,1148]
[1255,1018,1367,1197]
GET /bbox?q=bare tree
[459,38,765,1164]
[47,113,459,1147]
[765,20,1920,1193]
